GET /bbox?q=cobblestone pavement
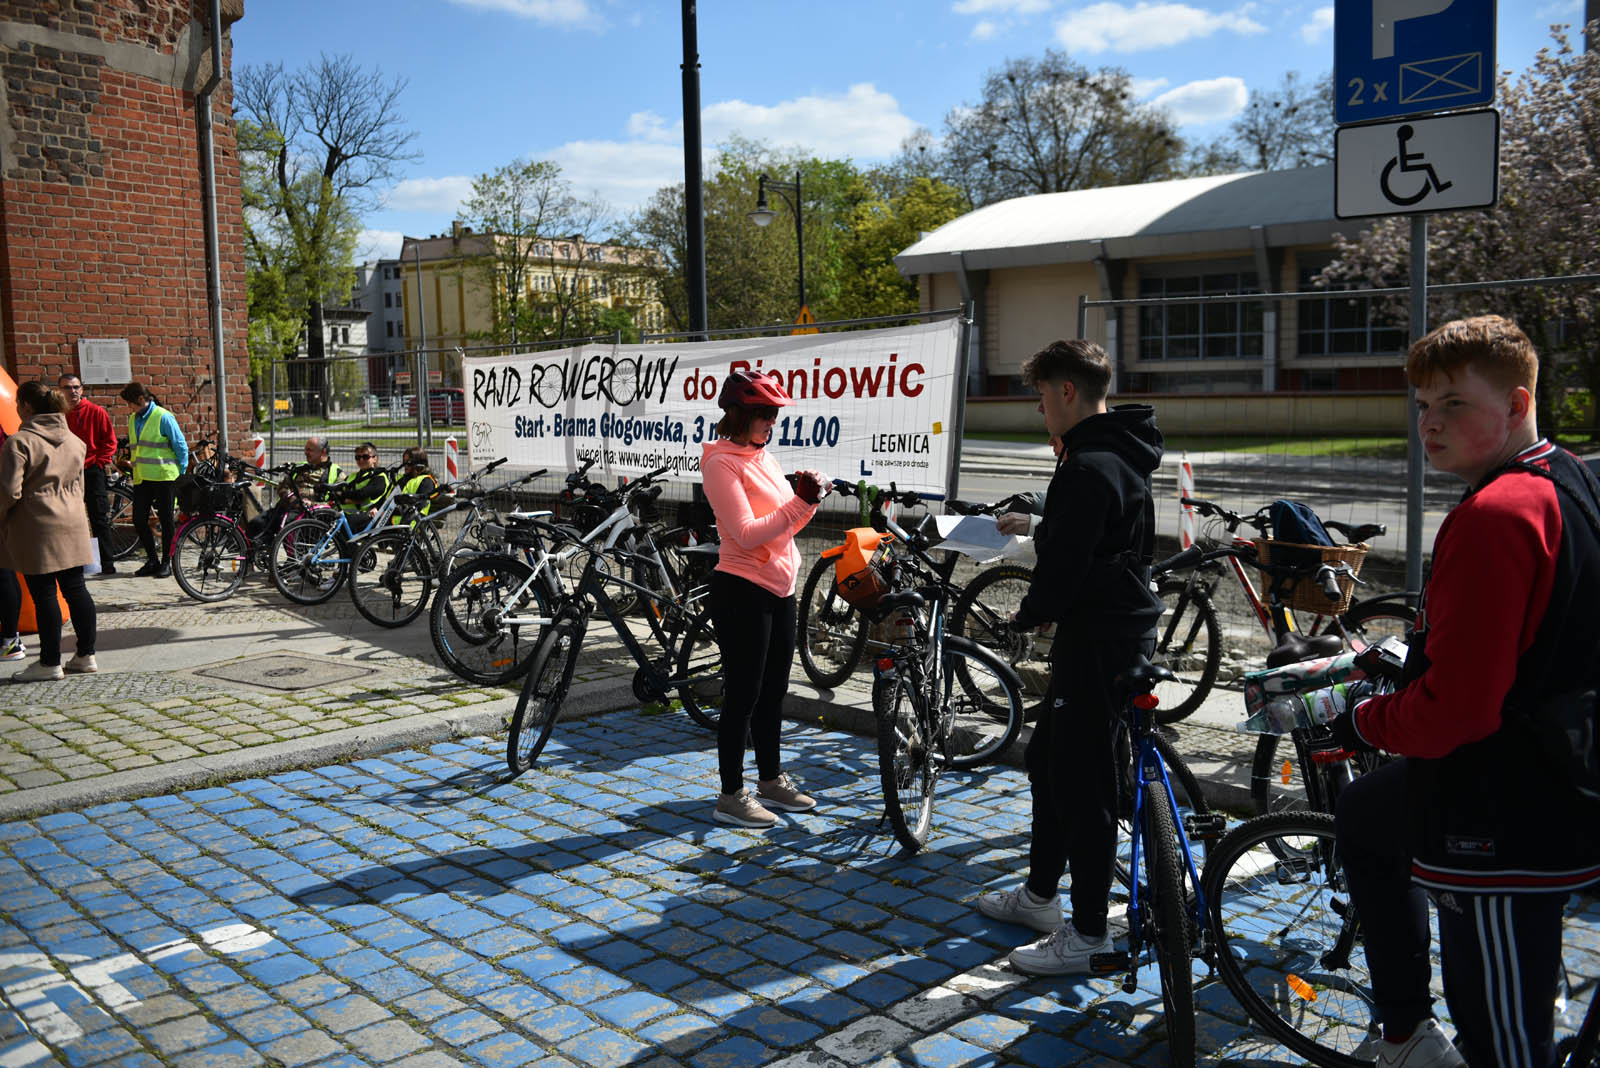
[3,715,1596,1068]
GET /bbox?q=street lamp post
[749,171,806,317]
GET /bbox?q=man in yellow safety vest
[118,382,188,578]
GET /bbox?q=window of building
[561,245,572,259]
[386,321,394,338]
[1138,267,1263,360]
[384,292,391,308]
[587,247,603,262]
[1296,255,1407,358]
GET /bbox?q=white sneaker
[714,788,778,828]
[976,884,1064,935]
[1008,924,1113,975]
[64,654,97,674]
[11,661,64,683]
[0,636,23,661]
[1372,1020,1466,1068]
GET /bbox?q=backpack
[1269,499,1335,546]
[1501,457,1600,814]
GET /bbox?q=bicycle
[268,464,417,605]
[347,461,543,629]
[503,515,723,775]
[1085,654,1215,1068]
[847,491,1025,852]
[168,459,326,602]
[430,464,705,685]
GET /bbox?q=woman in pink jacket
[700,369,830,827]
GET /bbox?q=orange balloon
[0,366,17,436]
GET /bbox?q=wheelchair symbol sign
[1335,108,1499,219]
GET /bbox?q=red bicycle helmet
[718,368,793,410]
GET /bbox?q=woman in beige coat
[0,381,97,681]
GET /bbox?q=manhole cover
[193,654,371,692]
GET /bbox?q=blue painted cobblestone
[0,715,1594,1067]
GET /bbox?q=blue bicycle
[268,472,409,605]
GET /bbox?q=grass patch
[967,431,1407,459]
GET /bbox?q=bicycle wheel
[171,517,249,602]
[674,609,723,731]
[1249,599,1415,818]
[876,674,934,852]
[948,564,1051,721]
[270,517,347,605]
[349,529,435,629]
[430,555,550,684]
[1203,811,1376,1067]
[1115,728,1210,890]
[507,618,582,775]
[1150,577,1222,724]
[106,483,142,560]
[798,554,868,688]
[938,636,1024,769]
[1143,786,1197,1067]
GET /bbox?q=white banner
[463,318,963,496]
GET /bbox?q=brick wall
[0,0,250,449]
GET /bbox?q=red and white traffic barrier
[248,435,266,469]
[1179,452,1196,549]
[445,436,460,481]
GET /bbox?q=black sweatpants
[22,568,96,666]
[1024,633,1151,940]
[708,570,795,796]
[0,569,19,635]
[132,480,176,563]
[1337,758,1566,1066]
[83,465,113,566]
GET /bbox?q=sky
[232,0,1582,264]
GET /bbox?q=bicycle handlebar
[1180,496,1271,534]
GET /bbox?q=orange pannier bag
[820,527,896,615]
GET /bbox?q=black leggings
[22,568,96,666]
[708,570,795,796]
[1337,758,1566,1065]
[1024,633,1152,940]
[132,480,176,562]
[0,569,19,635]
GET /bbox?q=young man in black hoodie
[976,338,1165,974]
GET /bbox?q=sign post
[1334,0,1498,592]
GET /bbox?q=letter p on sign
[1373,0,1454,58]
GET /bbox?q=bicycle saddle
[1265,632,1346,668]
[1324,519,1386,544]
[872,590,925,621]
[1120,654,1176,692]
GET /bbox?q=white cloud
[953,0,1051,12]
[1054,2,1265,52]
[971,19,1000,39]
[1149,76,1248,124]
[625,111,674,141]
[546,139,694,214]
[445,0,597,26]
[386,176,475,215]
[1300,5,1333,44]
[701,84,918,160]
[1130,76,1170,98]
[359,229,404,262]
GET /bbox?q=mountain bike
[1087,654,1214,1068]
[504,515,723,775]
[855,494,1025,852]
[430,464,708,685]
[168,459,324,602]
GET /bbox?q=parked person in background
[60,373,117,576]
[700,369,830,828]
[118,382,187,578]
[339,443,391,532]
[0,382,98,681]
[976,339,1165,974]
[0,424,21,663]
[1325,315,1600,1068]
[246,436,340,541]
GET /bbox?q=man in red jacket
[59,373,117,576]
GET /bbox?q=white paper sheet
[932,514,1031,563]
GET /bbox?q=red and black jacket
[1353,440,1600,892]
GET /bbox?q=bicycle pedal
[1089,951,1129,974]
[1184,813,1228,841]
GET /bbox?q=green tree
[834,176,966,319]
[237,53,418,416]
[457,158,610,347]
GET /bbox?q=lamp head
[748,205,776,227]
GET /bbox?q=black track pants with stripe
[1339,758,1567,1066]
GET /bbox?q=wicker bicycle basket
[1252,538,1369,616]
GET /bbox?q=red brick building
[0,0,249,446]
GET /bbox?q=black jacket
[1013,405,1165,641]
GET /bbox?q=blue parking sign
[1334,0,1496,125]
